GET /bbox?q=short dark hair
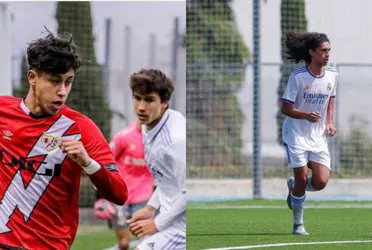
[27,28,81,75]
[130,69,174,102]
[284,30,330,64]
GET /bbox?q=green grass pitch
[187,200,372,250]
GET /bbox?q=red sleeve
[80,117,128,205]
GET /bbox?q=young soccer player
[94,121,154,250]
[282,31,338,235]
[0,30,128,249]
[127,69,186,250]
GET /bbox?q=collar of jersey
[144,108,171,143]
[20,99,53,119]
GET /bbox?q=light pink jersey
[110,122,154,204]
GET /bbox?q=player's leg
[112,205,131,250]
[115,228,131,250]
[307,149,331,191]
[285,144,309,235]
[135,227,186,250]
[284,144,308,208]
[291,166,309,235]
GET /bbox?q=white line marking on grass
[190,204,372,209]
[203,240,372,250]
[101,240,140,250]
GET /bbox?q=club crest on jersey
[304,85,310,91]
[41,134,60,152]
[327,82,332,91]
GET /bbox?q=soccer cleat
[292,224,309,235]
[286,176,295,210]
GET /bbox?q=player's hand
[127,205,155,224]
[305,112,321,123]
[94,199,116,220]
[129,218,158,239]
[326,123,337,137]
[59,139,91,167]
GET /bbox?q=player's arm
[61,138,127,205]
[86,159,127,206]
[147,187,160,211]
[153,141,186,231]
[281,102,308,119]
[81,120,127,205]
[154,190,185,231]
[129,188,160,220]
[326,97,335,125]
[281,73,320,123]
[325,97,336,136]
[327,73,338,125]
[95,133,127,201]
[325,73,338,136]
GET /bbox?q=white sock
[291,192,305,225]
[305,176,317,192]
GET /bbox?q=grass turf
[187,200,372,250]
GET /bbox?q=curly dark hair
[284,30,329,64]
[26,27,81,75]
[130,69,174,102]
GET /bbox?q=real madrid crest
[327,82,332,91]
[41,134,60,152]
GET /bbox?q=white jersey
[282,65,339,151]
[142,108,186,232]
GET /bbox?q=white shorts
[284,143,331,170]
[136,226,186,250]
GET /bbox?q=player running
[281,31,338,235]
[0,30,127,249]
[127,69,186,250]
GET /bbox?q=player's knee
[118,238,130,250]
[312,177,328,190]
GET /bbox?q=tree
[56,1,111,140]
[14,2,111,141]
[276,0,307,145]
[186,0,250,170]
[13,55,29,98]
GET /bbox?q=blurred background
[186,0,372,201]
[0,1,185,249]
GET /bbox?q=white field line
[189,204,372,209]
[203,240,372,250]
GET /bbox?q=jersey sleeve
[81,119,114,166]
[154,139,186,231]
[331,73,339,98]
[282,73,299,104]
[147,188,160,210]
[80,117,127,205]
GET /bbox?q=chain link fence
[186,0,372,200]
